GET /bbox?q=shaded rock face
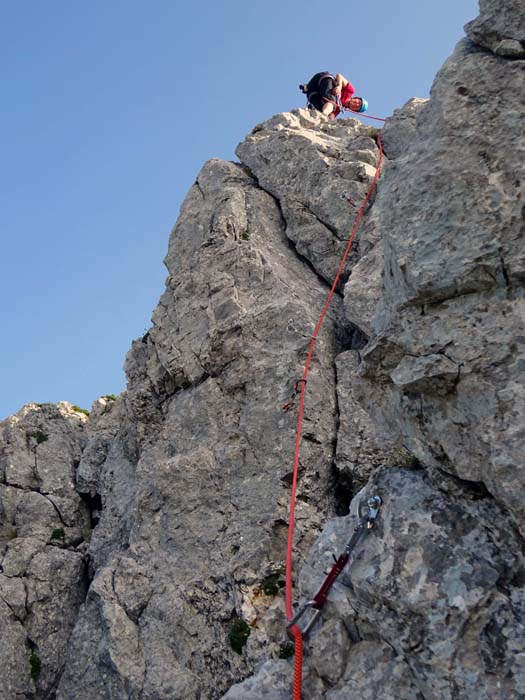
[466,0,525,56]
[0,403,89,699]
[1,2,524,699]
[355,27,525,533]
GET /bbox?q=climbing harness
[284,128,385,700]
[287,495,382,637]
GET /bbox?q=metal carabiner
[358,495,382,528]
[287,600,322,638]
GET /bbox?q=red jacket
[333,80,356,117]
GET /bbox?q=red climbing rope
[352,113,386,122]
[285,129,384,700]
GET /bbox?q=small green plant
[30,651,41,681]
[391,446,420,469]
[261,568,285,597]
[103,394,117,401]
[50,528,66,542]
[72,405,90,417]
[240,232,250,241]
[279,642,295,659]
[0,524,17,541]
[228,618,251,655]
[28,431,48,445]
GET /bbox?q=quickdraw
[341,191,357,208]
[287,495,382,637]
[283,379,307,412]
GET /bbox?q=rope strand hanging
[285,125,385,700]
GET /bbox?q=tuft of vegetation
[30,651,41,681]
[50,528,66,542]
[103,394,117,401]
[391,446,420,469]
[261,568,285,597]
[228,618,251,655]
[279,642,295,659]
[72,405,90,417]
[240,232,250,241]
[28,431,48,445]
[0,524,17,541]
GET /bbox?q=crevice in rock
[79,491,103,528]
[349,324,369,352]
[80,553,94,599]
[332,463,353,516]
[283,228,342,297]
[0,592,24,623]
[43,494,68,527]
[331,361,352,516]
[301,201,342,242]
[428,466,493,501]
[248,177,343,298]
[194,179,205,199]
[500,255,511,291]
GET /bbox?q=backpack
[299,72,336,108]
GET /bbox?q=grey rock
[300,469,525,699]
[355,36,525,531]
[343,98,428,338]
[221,660,292,699]
[326,641,424,700]
[343,237,384,338]
[310,618,350,685]
[0,403,89,699]
[335,351,408,496]
[466,0,525,53]
[495,39,525,57]
[76,396,121,498]
[380,98,429,161]
[236,109,381,287]
[2,3,525,698]
[58,155,348,699]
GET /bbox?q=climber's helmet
[344,96,368,113]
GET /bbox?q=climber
[299,72,368,118]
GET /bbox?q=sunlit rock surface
[1,1,524,698]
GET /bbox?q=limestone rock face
[0,403,89,699]
[55,154,354,700]
[466,0,525,56]
[220,2,525,699]
[1,1,524,698]
[236,110,381,288]
[354,36,525,532]
[300,469,525,699]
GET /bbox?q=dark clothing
[304,72,337,111]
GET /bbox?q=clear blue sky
[1,0,479,420]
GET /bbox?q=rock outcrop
[55,136,392,700]
[1,0,524,698]
[0,403,89,698]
